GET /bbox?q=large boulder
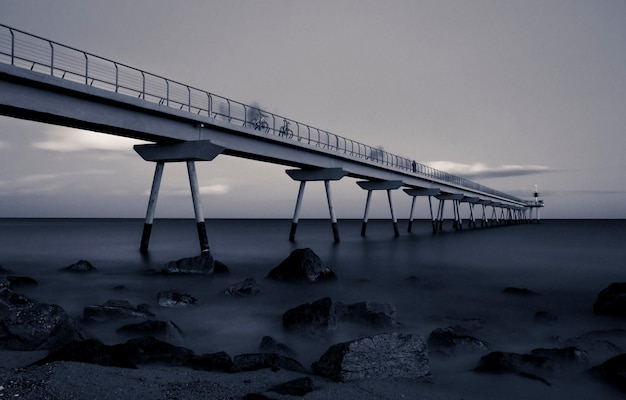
[5,276,38,287]
[594,282,626,316]
[530,346,589,370]
[589,353,626,392]
[0,288,93,351]
[267,248,336,282]
[335,301,400,328]
[475,351,555,385]
[83,299,154,322]
[312,332,430,382]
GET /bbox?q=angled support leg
[289,181,306,241]
[387,189,399,238]
[187,161,210,253]
[324,180,340,243]
[407,195,417,233]
[402,188,440,234]
[357,180,403,237]
[140,161,164,253]
[361,189,373,236]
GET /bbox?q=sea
[1,218,626,397]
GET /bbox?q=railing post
[49,42,54,76]
[165,80,169,106]
[10,28,15,65]
[114,63,119,92]
[187,86,191,112]
[84,53,89,84]
[141,71,145,100]
[207,92,212,117]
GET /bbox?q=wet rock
[312,332,431,382]
[594,282,626,317]
[117,320,184,342]
[259,336,297,358]
[231,353,307,373]
[283,297,337,335]
[553,335,622,364]
[59,259,97,273]
[222,278,260,297]
[267,248,336,282]
[268,377,314,396]
[213,260,230,275]
[0,264,12,274]
[425,316,486,332]
[188,351,233,372]
[157,290,198,307]
[530,346,589,370]
[0,277,10,288]
[83,299,154,322]
[502,287,541,296]
[0,288,93,351]
[534,311,559,323]
[162,253,219,275]
[30,339,137,369]
[5,276,38,287]
[113,336,195,366]
[427,327,489,357]
[589,353,626,392]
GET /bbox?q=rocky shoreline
[2,249,626,399]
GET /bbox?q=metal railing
[0,24,526,204]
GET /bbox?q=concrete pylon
[434,193,464,232]
[403,188,440,233]
[356,180,404,237]
[134,140,224,253]
[286,168,347,243]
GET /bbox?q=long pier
[0,24,543,252]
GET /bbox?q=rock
[594,282,626,316]
[530,346,589,370]
[162,253,218,275]
[231,353,307,373]
[117,320,184,342]
[59,259,97,273]
[6,276,38,287]
[267,248,336,282]
[242,394,276,400]
[0,277,10,289]
[282,297,401,336]
[502,287,540,296]
[0,264,13,274]
[157,290,198,307]
[534,311,559,323]
[213,260,230,275]
[282,297,337,335]
[427,327,489,357]
[259,336,297,358]
[475,351,555,385]
[268,377,314,396]
[553,335,622,363]
[83,299,154,322]
[222,278,260,297]
[113,336,195,366]
[335,301,400,328]
[425,316,486,332]
[312,332,431,382]
[0,288,93,351]
[30,339,137,369]
[589,353,626,392]
[188,351,233,372]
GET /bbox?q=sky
[1,0,625,219]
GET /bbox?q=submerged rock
[475,351,555,385]
[221,278,260,297]
[594,282,626,317]
[30,339,137,369]
[6,276,38,287]
[312,332,430,382]
[589,353,626,392]
[162,253,218,275]
[231,353,307,373]
[157,290,198,307]
[59,259,97,273]
[83,299,154,322]
[530,346,589,370]
[267,248,336,282]
[427,327,489,357]
[258,336,297,359]
[113,336,194,366]
[117,320,184,342]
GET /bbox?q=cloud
[424,161,551,180]
[0,170,112,195]
[0,140,7,149]
[157,184,230,197]
[32,126,148,152]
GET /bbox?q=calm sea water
[1,218,626,384]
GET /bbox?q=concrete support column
[357,180,403,237]
[387,189,399,238]
[407,195,417,233]
[140,161,164,253]
[187,161,210,253]
[435,193,464,232]
[361,190,373,237]
[403,188,440,234]
[286,168,347,242]
[324,180,340,243]
[289,181,306,241]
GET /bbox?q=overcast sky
[1,0,625,219]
